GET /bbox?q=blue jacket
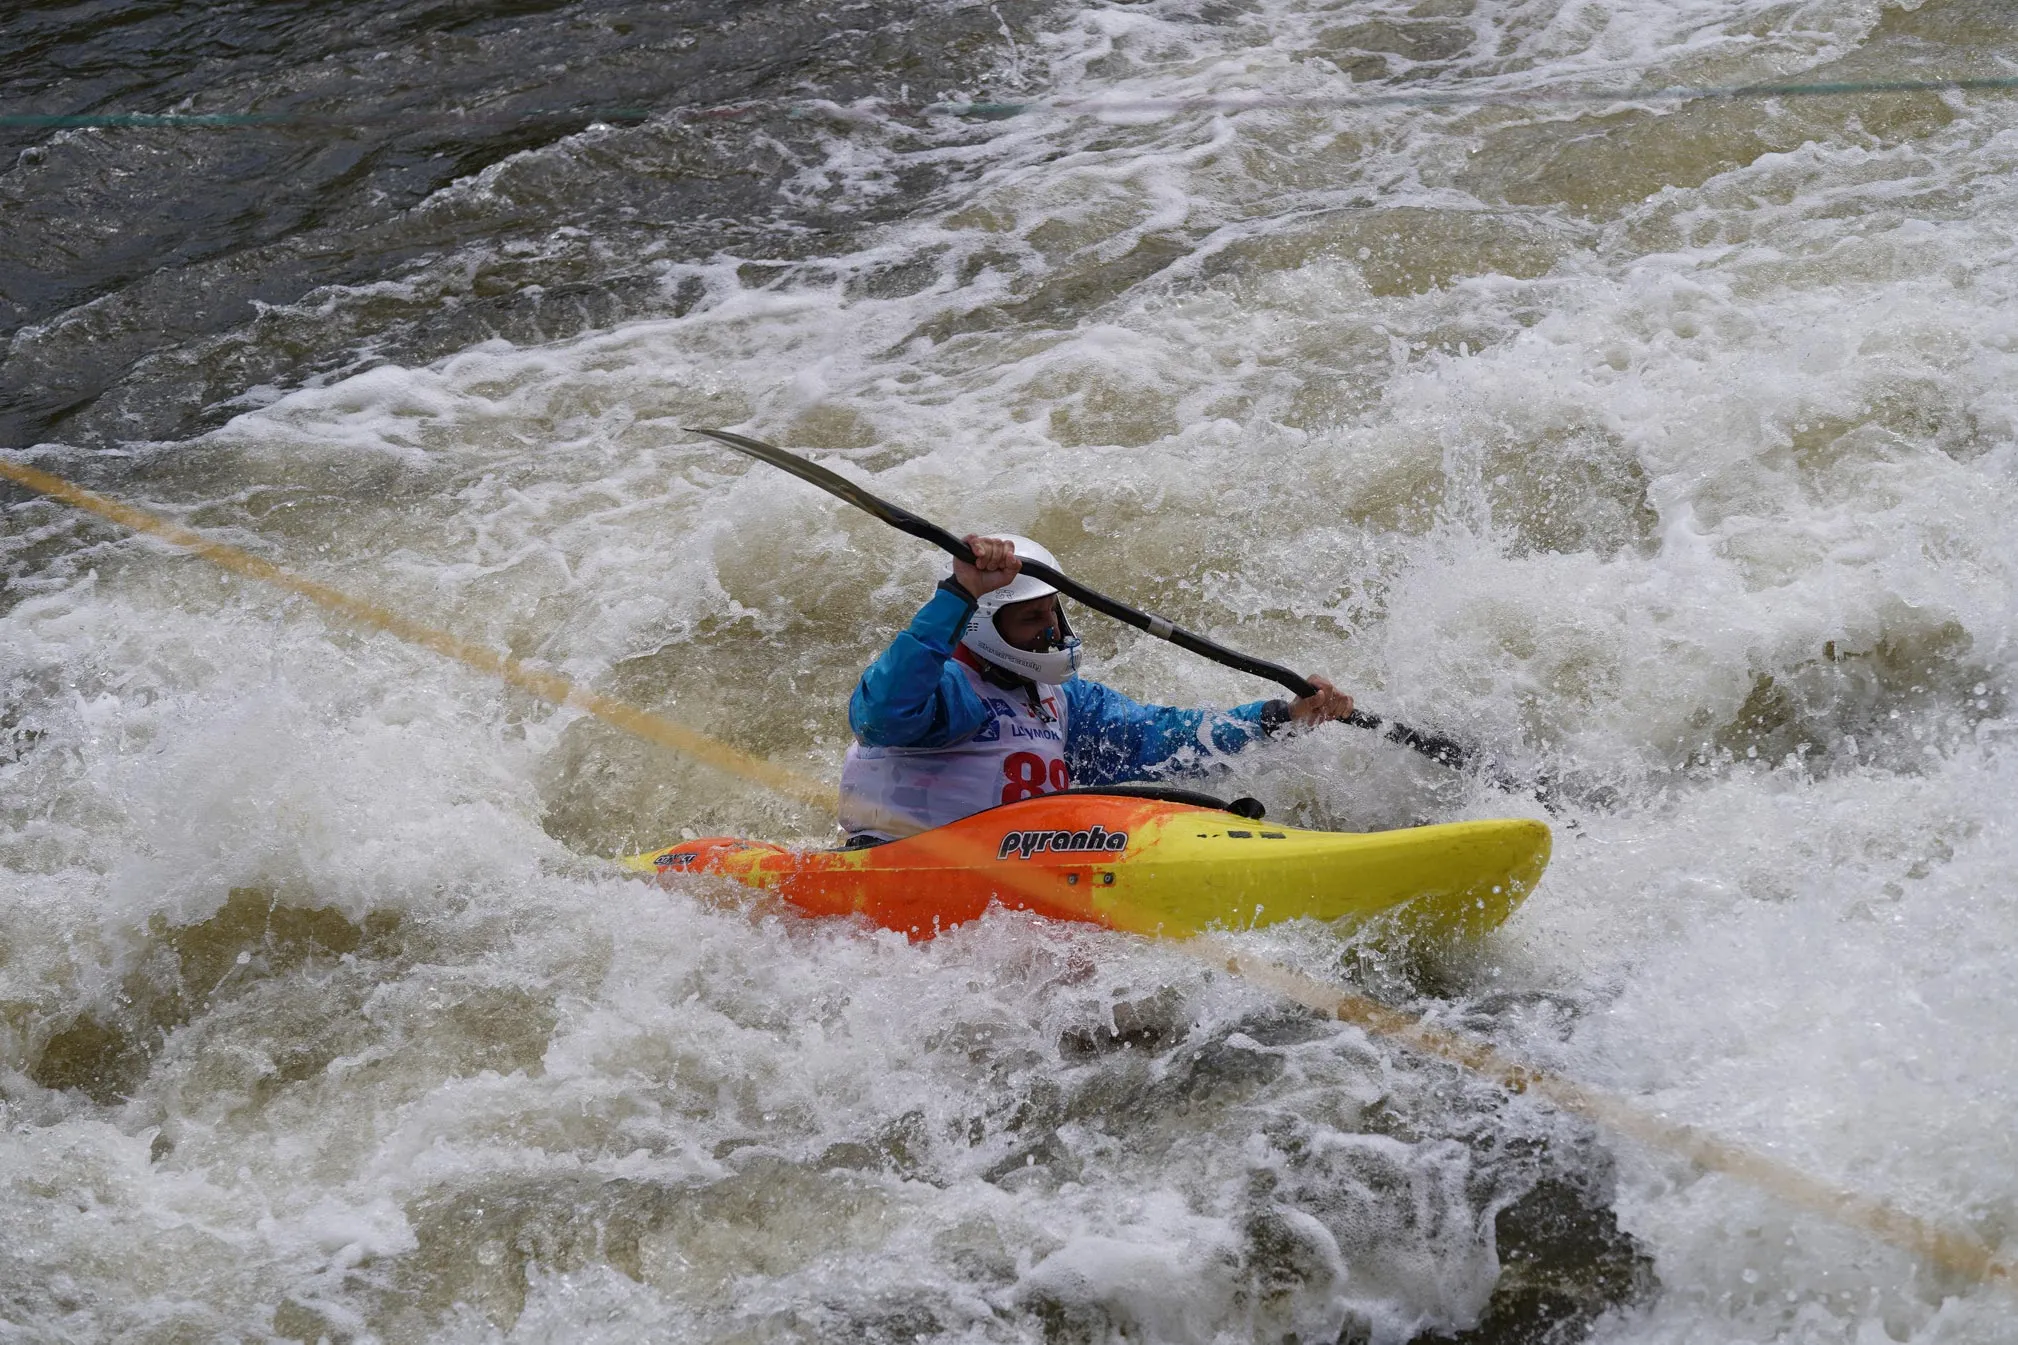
[848,583,1282,786]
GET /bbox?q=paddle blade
[687,428,975,561]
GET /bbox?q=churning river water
[4,1,2017,1341]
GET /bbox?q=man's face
[995,594,1063,651]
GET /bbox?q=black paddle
[689,427,1488,778]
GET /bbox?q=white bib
[840,662,1071,839]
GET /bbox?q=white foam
[6,0,2018,1338]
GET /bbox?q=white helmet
[960,535,1083,685]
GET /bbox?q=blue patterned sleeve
[1061,678,1280,786]
[848,583,991,749]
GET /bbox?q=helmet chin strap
[978,661,1032,691]
[979,659,1057,723]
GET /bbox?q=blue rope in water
[926,75,2018,119]
[3,76,2014,132]
[0,108,657,130]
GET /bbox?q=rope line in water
[2,453,2009,1291]
[1203,942,2013,1291]
[4,75,2013,133]
[0,108,657,130]
[0,457,835,813]
[930,74,2018,119]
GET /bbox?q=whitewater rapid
[4,0,2017,1340]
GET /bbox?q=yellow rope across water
[3,453,2008,1291]
[1198,941,2011,1289]
[0,457,834,812]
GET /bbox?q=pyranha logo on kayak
[996,827,1128,860]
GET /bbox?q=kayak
[621,790,1550,941]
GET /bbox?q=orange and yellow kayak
[622,793,1549,941]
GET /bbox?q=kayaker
[840,534,1356,841]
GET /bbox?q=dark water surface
[1,0,1046,453]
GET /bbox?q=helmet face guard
[959,534,1084,684]
[963,604,1082,684]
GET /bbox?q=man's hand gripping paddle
[689,428,1538,799]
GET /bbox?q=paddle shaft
[688,428,1479,774]
[1015,555,1471,768]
